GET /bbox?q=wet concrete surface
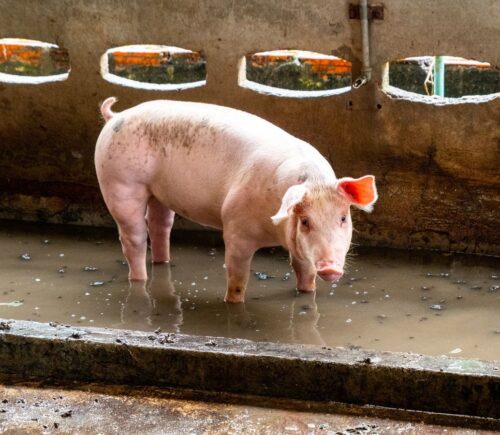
[0,380,497,434]
[0,221,498,361]
[0,318,498,419]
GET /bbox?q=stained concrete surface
[0,381,497,434]
[0,0,499,254]
[1,318,499,420]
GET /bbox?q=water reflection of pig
[225,291,325,346]
[120,264,183,332]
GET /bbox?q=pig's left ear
[336,175,378,212]
[271,184,309,225]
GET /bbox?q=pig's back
[96,99,333,228]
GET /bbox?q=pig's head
[271,175,378,282]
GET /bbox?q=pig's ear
[271,184,309,225]
[336,175,378,212]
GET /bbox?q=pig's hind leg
[101,184,149,281]
[146,196,175,263]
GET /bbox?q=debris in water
[377,314,387,321]
[0,300,24,307]
[346,318,352,323]
[89,281,105,287]
[430,304,445,311]
[0,321,11,331]
[491,274,499,279]
[449,348,462,354]
[453,280,467,284]
[488,285,499,293]
[208,248,217,256]
[58,267,67,274]
[470,285,482,290]
[421,286,432,291]
[421,296,430,301]
[282,272,291,281]
[254,271,273,280]
[205,340,217,347]
[83,266,98,272]
[19,253,31,261]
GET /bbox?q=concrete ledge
[0,318,498,420]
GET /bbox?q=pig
[95,97,378,303]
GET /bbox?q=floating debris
[205,340,217,347]
[449,348,462,354]
[491,274,499,280]
[421,296,430,301]
[430,304,445,311]
[83,266,98,272]
[208,248,217,257]
[43,239,51,244]
[89,281,105,287]
[19,253,31,261]
[453,280,467,284]
[0,300,24,307]
[282,272,291,281]
[58,267,67,274]
[0,321,11,331]
[421,286,432,291]
[489,285,499,293]
[254,271,273,280]
[470,285,482,290]
[346,318,352,323]
[377,314,387,321]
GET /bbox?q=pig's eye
[300,217,310,229]
[340,215,347,224]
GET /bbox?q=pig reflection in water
[120,265,182,331]
[225,292,325,346]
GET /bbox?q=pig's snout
[316,261,344,282]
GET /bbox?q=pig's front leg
[291,256,317,292]
[223,237,257,303]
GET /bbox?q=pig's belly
[149,173,225,230]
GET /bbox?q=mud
[0,221,498,361]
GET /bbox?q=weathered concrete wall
[0,0,499,254]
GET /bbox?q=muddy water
[0,222,498,361]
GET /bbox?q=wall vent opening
[239,50,352,98]
[384,56,500,104]
[0,38,70,84]
[101,45,207,91]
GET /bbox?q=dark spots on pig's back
[141,116,215,153]
[112,117,125,133]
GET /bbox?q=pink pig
[95,98,378,303]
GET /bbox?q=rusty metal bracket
[349,3,384,20]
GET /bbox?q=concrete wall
[0,0,499,254]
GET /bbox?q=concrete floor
[0,382,496,434]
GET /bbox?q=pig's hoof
[224,288,246,303]
[296,287,316,293]
[129,275,148,282]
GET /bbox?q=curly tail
[100,97,118,122]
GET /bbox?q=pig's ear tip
[271,215,285,225]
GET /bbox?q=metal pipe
[433,55,445,96]
[353,0,372,88]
